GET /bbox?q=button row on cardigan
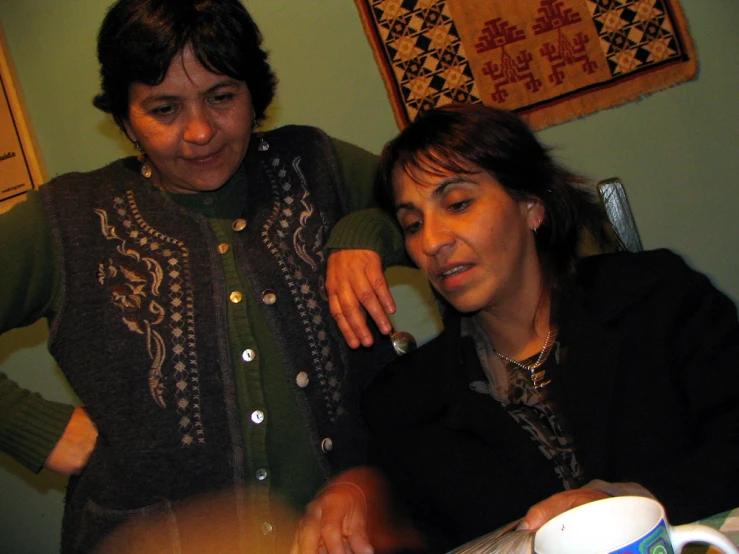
[217,242,229,254]
[251,410,264,424]
[230,291,243,304]
[242,349,255,362]
[232,218,247,232]
[321,438,333,452]
[255,468,268,481]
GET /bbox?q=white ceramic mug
[534,496,738,554]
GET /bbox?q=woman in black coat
[293,104,739,554]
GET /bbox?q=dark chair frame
[597,177,643,253]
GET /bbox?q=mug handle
[670,523,739,554]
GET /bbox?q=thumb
[521,503,551,531]
[347,533,374,554]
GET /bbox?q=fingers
[359,268,396,334]
[521,489,610,530]
[292,499,337,554]
[327,250,396,349]
[329,292,363,350]
[291,482,373,554]
[318,488,372,554]
[337,276,391,349]
[317,505,353,554]
[347,533,374,554]
[520,503,551,531]
[291,511,322,554]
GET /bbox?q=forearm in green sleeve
[329,137,410,266]
[0,373,75,472]
[326,208,409,268]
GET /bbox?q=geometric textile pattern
[354,0,696,130]
[354,0,482,125]
[588,0,688,75]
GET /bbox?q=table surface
[684,508,739,553]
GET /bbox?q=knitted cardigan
[40,126,395,552]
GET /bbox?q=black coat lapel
[556,298,620,479]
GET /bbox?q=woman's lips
[436,264,473,288]
[184,149,223,166]
[439,265,467,279]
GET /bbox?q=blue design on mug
[611,520,673,554]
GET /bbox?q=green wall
[0,1,737,551]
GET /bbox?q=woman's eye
[448,199,471,212]
[151,105,175,116]
[403,220,421,235]
[210,92,234,104]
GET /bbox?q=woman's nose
[421,218,453,256]
[183,106,216,145]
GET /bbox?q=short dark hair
[377,103,609,289]
[93,0,277,133]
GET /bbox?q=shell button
[261,290,277,305]
[296,372,309,388]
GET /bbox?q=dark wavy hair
[93,0,277,133]
[377,103,610,290]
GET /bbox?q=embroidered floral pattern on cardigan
[94,192,205,446]
[260,154,344,420]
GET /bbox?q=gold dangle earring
[252,113,269,152]
[134,141,153,179]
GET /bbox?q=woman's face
[123,46,253,194]
[393,161,545,315]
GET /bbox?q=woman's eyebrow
[394,175,473,215]
[141,79,241,105]
[431,175,472,197]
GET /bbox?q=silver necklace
[493,330,554,389]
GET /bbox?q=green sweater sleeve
[0,191,75,472]
[326,137,408,267]
[0,376,75,473]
